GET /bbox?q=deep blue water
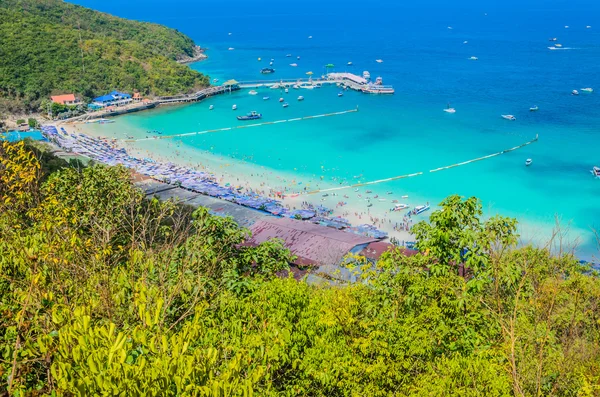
[72,0,600,258]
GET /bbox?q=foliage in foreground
[1,140,600,396]
[0,0,209,114]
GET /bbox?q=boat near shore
[237,111,262,121]
[412,204,430,215]
[592,166,600,178]
[501,114,516,121]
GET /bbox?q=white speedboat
[270,84,281,89]
[282,102,289,108]
[263,96,270,100]
[572,89,579,95]
[232,104,237,110]
[347,61,353,65]
[298,96,304,101]
[549,37,558,41]
[581,87,593,93]
[213,78,219,83]
[286,54,292,57]
[290,63,298,67]
[293,84,299,89]
[209,105,214,110]
[376,59,383,63]
[529,106,539,111]
[587,25,592,29]
[285,88,289,93]
[338,92,343,97]
[525,159,533,166]
[468,56,479,60]
[308,36,313,39]
[463,40,468,44]
[443,108,456,113]
[501,114,516,120]
[279,97,284,102]
[392,204,410,211]
[413,204,430,215]
[592,166,600,177]
[228,47,235,51]
[249,90,258,95]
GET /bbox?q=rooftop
[50,94,76,104]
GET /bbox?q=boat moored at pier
[237,111,262,121]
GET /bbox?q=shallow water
[73,0,600,258]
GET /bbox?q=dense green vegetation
[1,140,600,396]
[0,0,209,115]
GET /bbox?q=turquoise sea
[73,0,600,259]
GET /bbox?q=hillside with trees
[1,139,600,396]
[0,0,209,115]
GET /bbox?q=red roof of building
[248,218,377,266]
[50,94,76,105]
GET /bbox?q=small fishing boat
[261,67,275,74]
[279,97,284,102]
[413,204,430,215]
[444,104,456,113]
[263,96,270,100]
[376,59,383,63]
[282,102,289,108]
[468,56,479,60]
[298,96,304,101]
[232,104,237,110]
[591,166,600,177]
[529,106,539,111]
[525,159,533,166]
[237,111,262,121]
[572,90,579,95]
[501,114,517,121]
[581,87,593,93]
[209,105,214,110]
[338,92,344,97]
[392,204,410,211]
[249,90,258,95]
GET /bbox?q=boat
[258,57,261,61]
[347,61,353,65]
[308,36,313,39]
[587,25,592,29]
[338,92,343,97]
[97,119,114,124]
[529,106,539,111]
[209,105,214,110]
[279,97,284,102]
[412,205,430,215]
[468,56,479,60]
[290,63,298,67]
[228,47,235,51]
[392,204,410,211]
[263,96,270,100]
[443,107,456,113]
[232,104,237,110]
[269,62,273,66]
[237,111,262,121]
[572,90,579,95]
[376,59,383,63]
[282,102,289,108]
[525,158,533,166]
[297,56,301,60]
[293,84,299,89]
[249,90,258,95]
[463,40,468,44]
[581,88,593,93]
[261,67,275,74]
[286,54,292,57]
[501,114,516,120]
[401,195,409,199]
[271,58,274,62]
[555,44,563,48]
[212,78,219,83]
[549,37,558,41]
[270,84,281,89]
[363,71,371,80]
[285,88,289,93]
[298,96,304,101]
[362,84,395,95]
[592,166,600,177]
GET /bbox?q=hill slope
[0,0,209,114]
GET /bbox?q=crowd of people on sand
[42,125,412,241]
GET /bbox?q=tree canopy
[1,140,599,396]
[0,0,209,114]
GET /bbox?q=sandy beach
[61,122,416,244]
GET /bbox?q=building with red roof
[50,94,79,106]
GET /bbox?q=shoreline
[177,46,208,64]
[60,122,416,244]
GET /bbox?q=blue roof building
[93,91,132,106]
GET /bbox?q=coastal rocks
[176,45,208,64]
